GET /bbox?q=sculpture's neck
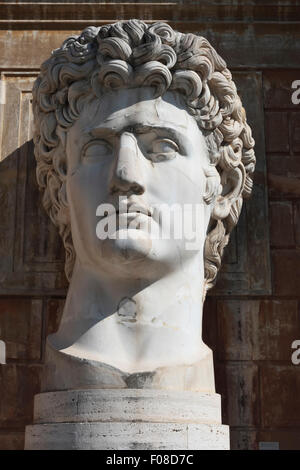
[49,258,206,373]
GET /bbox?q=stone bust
[32,20,255,392]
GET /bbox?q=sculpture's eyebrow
[88,123,188,142]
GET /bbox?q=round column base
[25,389,230,450]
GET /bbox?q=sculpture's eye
[82,140,111,162]
[149,138,179,162]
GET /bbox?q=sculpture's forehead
[81,87,192,134]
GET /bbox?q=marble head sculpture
[32,20,255,390]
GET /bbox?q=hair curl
[32,20,255,296]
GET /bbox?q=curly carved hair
[32,20,255,296]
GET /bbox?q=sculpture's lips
[118,204,152,218]
[103,203,152,219]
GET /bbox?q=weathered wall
[0,1,300,450]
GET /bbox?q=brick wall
[203,70,300,450]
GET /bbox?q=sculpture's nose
[109,132,145,195]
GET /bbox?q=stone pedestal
[25,389,229,450]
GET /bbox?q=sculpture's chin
[102,229,153,265]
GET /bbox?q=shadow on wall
[0,141,66,450]
[0,139,67,296]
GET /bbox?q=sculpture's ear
[212,165,245,221]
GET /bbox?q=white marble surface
[49,87,215,380]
